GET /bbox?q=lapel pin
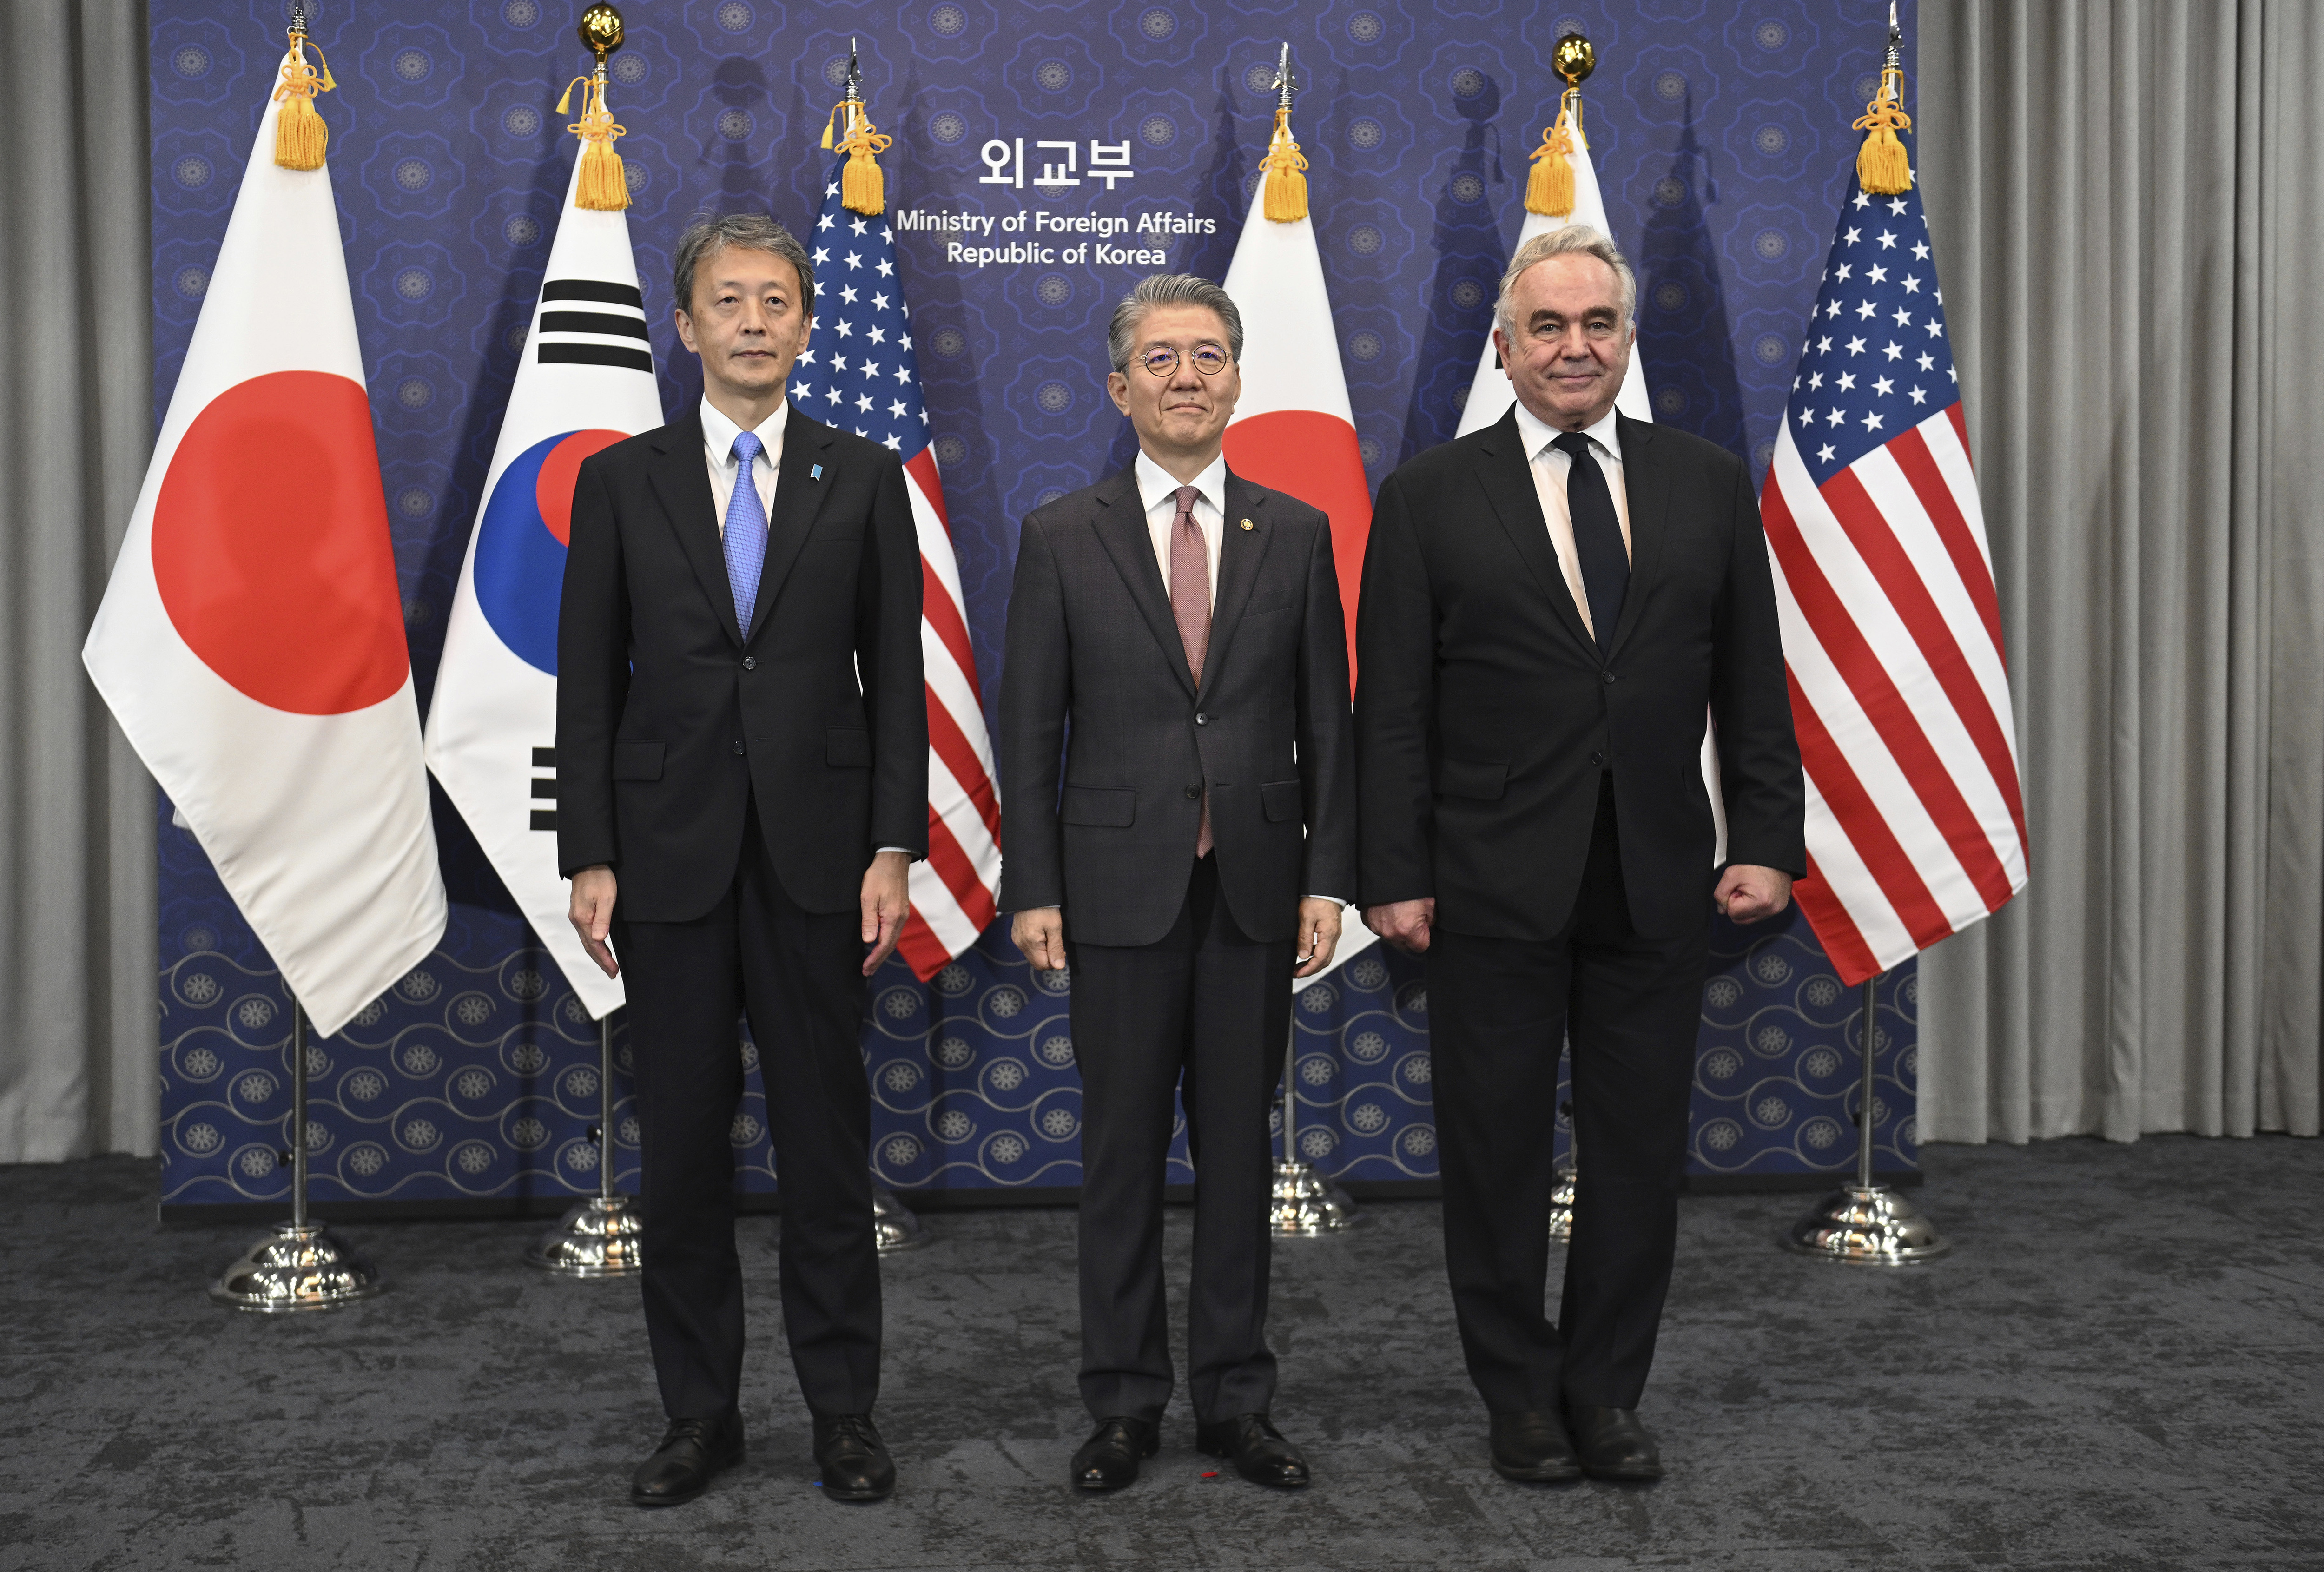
[811,463,824,481]
[1239,517,1254,531]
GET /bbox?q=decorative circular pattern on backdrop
[930,111,968,145]
[1138,8,1176,41]
[930,4,968,37]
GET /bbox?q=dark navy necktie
[722,430,768,631]
[1553,430,1628,653]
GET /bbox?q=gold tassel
[271,33,334,171]
[1525,123,1575,217]
[821,103,840,151]
[1852,64,1914,195]
[1258,106,1309,223]
[564,68,630,211]
[834,102,892,216]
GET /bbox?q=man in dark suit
[558,212,926,1507]
[1000,274,1356,1493]
[1357,226,1804,1483]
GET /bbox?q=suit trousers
[1066,854,1292,1425]
[1426,775,1710,1413]
[612,802,881,1422]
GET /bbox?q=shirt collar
[700,395,787,464]
[1512,398,1624,465]
[1133,448,1229,518]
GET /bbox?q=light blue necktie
[722,429,768,632]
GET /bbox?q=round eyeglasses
[1139,343,1232,377]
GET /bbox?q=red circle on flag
[1221,409,1374,688]
[151,370,410,715]
[534,428,627,547]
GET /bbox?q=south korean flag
[423,153,662,1019]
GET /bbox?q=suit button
[1195,712,1208,726]
[1601,670,1616,685]
[1591,750,1606,766]
[731,740,745,755]
[1185,785,1201,799]
[742,656,756,671]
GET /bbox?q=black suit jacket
[1355,408,1803,939]
[556,403,927,921]
[998,467,1356,947]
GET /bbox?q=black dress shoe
[1070,1416,1158,1492]
[1565,1405,1663,1481]
[1195,1413,1310,1488]
[630,1411,745,1508]
[1487,1410,1583,1483]
[813,1413,897,1501]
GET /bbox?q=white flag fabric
[1220,170,1379,984]
[1455,121,1729,866]
[83,53,445,1038]
[423,156,662,1020]
[1454,127,1650,436]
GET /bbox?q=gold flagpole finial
[558,4,631,210]
[1853,1,1913,195]
[1259,42,1310,222]
[1526,32,1595,218]
[827,40,892,216]
[271,0,337,170]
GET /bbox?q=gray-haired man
[999,275,1357,1492]
[559,211,927,1506]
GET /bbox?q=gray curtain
[0,0,157,1162]
[1917,0,2324,1142]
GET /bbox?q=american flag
[1759,156,2028,984]
[792,163,1002,977]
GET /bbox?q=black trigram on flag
[535,279,651,373]
[528,746,556,832]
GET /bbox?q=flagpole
[527,1009,646,1275]
[209,1001,385,1310]
[1782,968,1951,1263]
[1270,1008,1356,1234]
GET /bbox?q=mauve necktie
[1168,484,1214,857]
[723,430,768,632]
[1553,430,1628,654]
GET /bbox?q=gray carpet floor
[1,1136,2318,1571]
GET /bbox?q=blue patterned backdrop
[152,0,1920,1209]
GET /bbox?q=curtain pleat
[1918,0,2324,1142]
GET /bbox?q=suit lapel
[644,410,743,647]
[1475,407,1598,659]
[743,404,833,645]
[1604,412,1666,661]
[1090,469,1198,699]
[1198,474,1275,696]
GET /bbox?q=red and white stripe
[895,450,1002,978]
[1761,403,2027,984]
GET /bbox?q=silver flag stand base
[873,1187,932,1252]
[1546,1163,1577,1243]
[1783,1182,1952,1265]
[1270,1156,1358,1235]
[1782,971,1952,1266]
[208,1220,384,1312]
[526,1196,646,1277]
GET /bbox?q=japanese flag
[84,52,445,1037]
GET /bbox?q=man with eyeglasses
[999,274,1355,1494]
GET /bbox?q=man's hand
[1365,897,1437,955]
[1294,898,1344,978]
[1715,864,1794,925]
[860,850,912,976]
[568,865,620,979]
[1012,906,1067,971]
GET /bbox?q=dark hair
[671,211,815,315]
[1106,274,1244,372]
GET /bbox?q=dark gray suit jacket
[998,466,1356,948]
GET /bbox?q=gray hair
[671,211,815,316]
[1106,273,1244,373]
[1493,224,1637,343]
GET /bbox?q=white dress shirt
[1133,448,1226,609]
[1511,400,1632,641]
[700,395,786,536]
